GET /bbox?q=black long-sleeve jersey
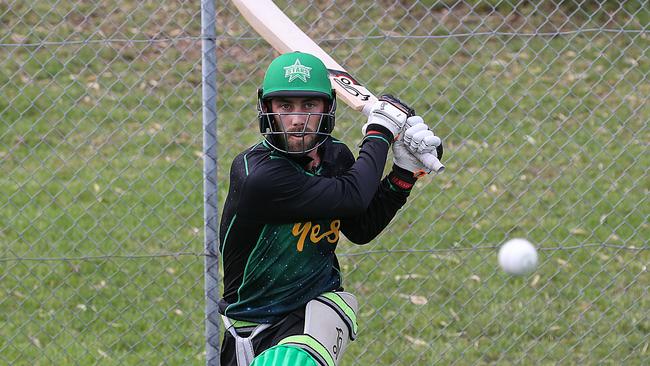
[218,133,415,324]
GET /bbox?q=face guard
[258,52,336,155]
[257,92,336,155]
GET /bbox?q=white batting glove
[393,140,429,178]
[393,116,444,176]
[361,98,410,139]
[402,116,442,155]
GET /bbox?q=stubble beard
[284,127,317,153]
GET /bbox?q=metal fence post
[202,0,220,365]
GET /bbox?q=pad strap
[221,315,272,366]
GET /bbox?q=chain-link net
[217,1,648,365]
[2,1,648,365]
[1,1,206,364]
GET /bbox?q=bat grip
[361,103,374,117]
[417,152,445,173]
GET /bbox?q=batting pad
[249,344,318,366]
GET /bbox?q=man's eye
[304,103,316,109]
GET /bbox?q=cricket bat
[232,0,444,173]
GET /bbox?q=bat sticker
[328,70,372,101]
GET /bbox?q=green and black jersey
[218,134,415,324]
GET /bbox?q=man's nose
[287,112,307,126]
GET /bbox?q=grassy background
[1,1,648,365]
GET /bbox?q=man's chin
[286,139,317,153]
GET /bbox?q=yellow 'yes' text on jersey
[291,220,341,252]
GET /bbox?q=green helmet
[258,52,336,155]
[262,52,334,100]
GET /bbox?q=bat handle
[417,152,445,173]
[361,103,374,117]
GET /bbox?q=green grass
[1,1,648,365]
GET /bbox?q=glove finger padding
[403,124,441,156]
[404,115,425,128]
[424,134,442,150]
[410,130,435,154]
[414,132,441,155]
[395,115,445,175]
[402,123,426,148]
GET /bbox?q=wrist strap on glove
[388,164,419,191]
[362,124,394,145]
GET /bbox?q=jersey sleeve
[237,136,391,223]
[339,168,413,244]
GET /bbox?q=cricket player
[218,52,443,366]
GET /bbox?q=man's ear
[262,100,273,113]
[257,88,272,112]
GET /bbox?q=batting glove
[361,95,414,140]
[393,116,443,177]
[402,116,442,156]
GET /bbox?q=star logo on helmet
[284,59,311,83]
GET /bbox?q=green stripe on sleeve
[220,215,237,269]
[363,134,390,145]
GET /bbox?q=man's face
[269,97,327,153]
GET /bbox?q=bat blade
[231,0,377,114]
[232,0,444,173]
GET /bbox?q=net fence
[1,1,647,365]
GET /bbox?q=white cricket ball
[498,238,539,275]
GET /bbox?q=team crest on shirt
[284,59,311,83]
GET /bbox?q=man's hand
[361,95,413,139]
[402,116,442,156]
[393,116,443,177]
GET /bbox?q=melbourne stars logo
[284,58,311,83]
